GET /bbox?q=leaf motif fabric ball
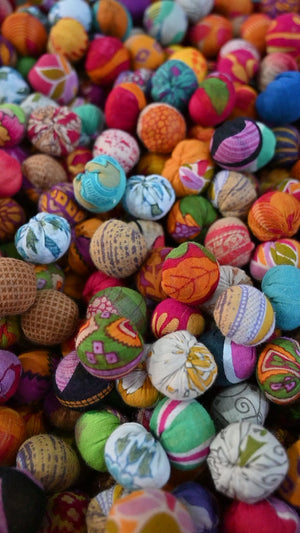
[161,242,220,305]
[0,66,30,104]
[27,105,81,157]
[122,174,176,221]
[135,246,173,302]
[261,265,300,330]
[151,299,205,339]
[213,284,275,346]
[147,330,217,401]
[250,238,300,281]
[28,53,78,105]
[150,397,216,471]
[189,72,236,127]
[248,191,300,241]
[85,36,130,86]
[143,1,188,46]
[93,128,140,174]
[151,59,198,111]
[75,313,144,380]
[208,169,257,219]
[207,421,289,503]
[0,257,37,315]
[15,212,71,264]
[104,422,171,490]
[137,103,186,154]
[73,155,126,214]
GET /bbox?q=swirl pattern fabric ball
[261,265,300,330]
[250,238,300,281]
[105,422,171,490]
[248,191,300,241]
[137,103,186,154]
[151,59,198,111]
[15,212,71,264]
[147,330,217,401]
[143,1,188,46]
[93,128,140,174]
[73,155,126,214]
[122,174,175,221]
[150,397,216,471]
[213,284,275,346]
[207,421,289,503]
[28,53,78,105]
[208,170,257,219]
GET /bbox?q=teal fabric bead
[261,265,300,330]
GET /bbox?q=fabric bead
[172,481,219,533]
[0,66,30,104]
[48,0,92,32]
[0,150,23,197]
[104,82,146,133]
[189,14,233,59]
[38,182,87,227]
[21,153,67,203]
[93,0,133,42]
[250,239,300,281]
[14,349,56,405]
[147,330,217,401]
[271,125,300,167]
[135,246,172,302]
[248,191,300,241]
[68,217,103,276]
[257,52,298,92]
[0,197,26,241]
[137,103,186,154]
[266,13,300,60]
[176,0,214,23]
[0,103,26,148]
[256,71,300,126]
[0,349,21,405]
[85,36,130,86]
[39,490,89,533]
[122,174,175,220]
[28,53,78,105]
[151,59,198,111]
[279,439,300,508]
[143,1,188,47]
[207,421,289,503]
[189,72,236,127]
[261,265,300,330]
[0,257,37,315]
[48,18,89,63]
[124,33,165,71]
[1,11,48,57]
[151,298,205,338]
[86,484,126,533]
[208,169,257,219]
[93,128,140,174]
[169,47,207,84]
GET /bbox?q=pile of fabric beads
[0,0,300,531]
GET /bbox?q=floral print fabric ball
[122,174,175,221]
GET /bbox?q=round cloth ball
[188,14,233,59]
[207,421,289,503]
[271,125,300,167]
[248,190,300,241]
[250,238,300,281]
[147,330,217,401]
[137,103,186,154]
[123,33,165,71]
[93,128,140,174]
[116,356,160,409]
[0,466,47,533]
[279,439,300,508]
[188,72,236,127]
[86,484,126,533]
[151,298,205,339]
[213,284,275,346]
[150,59,198,111]
[106,488,195,533]
[216,46,260,86]
[150,397,216,471]
[122,174,176,221]
[176,0,214,23]
[255,71,300,126]
[210,117,262,171]
[161,241,220,305]
[82,270,124,304]
[1,11,48,57]
[0,257,37,315]
[257,337,300,406]
[210,382,269,430]
[104,82,146,133]
[86,286,147,336]
[169,47,207,84]
[66,147,93,179]
[266,13,300,61]
[15,212,71,264]
[73,155,126,214]
[93,0,132,42]
[16,433,81,492]
[135,246,173,302]
[34,263,65,291]
[47,18,89,63]
[39,490,89,533]
[0,197,26,241]
[21,289,79,346]
[27,105,81,157]
[14,349,56,406]
[240,13,272,55]
[172,481,219,533]
[28,53,78,105]
[261,265,300,330]
[199,327,257,387]
[67,217,103,276]
[204,216,255,268]
[0,350,22,404]
[0,406,26,465]
[143,1,188,46]
[89,219,148,278]
[21,153,67,203]
[208,169,257,219]
[223,496,300,533]
[38,182,87,227]
[20,92,59,122]
[48,0,92,32]
[230,83,258,121]
[104,422,170,490]
[0,150,23,197]
[257,52,298,92]
[85,36,130,86]
[0,35,17,67]
[0,66,30,104]
[75,312,144,380]
[73,103,104,147]
[75,409,121,471]
[0,103,26,148]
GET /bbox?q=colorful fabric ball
[38,182,87,227]
[210,117,262,171]
[216,44,260,85]
[16,433,81,492]
[143,1,188,46]
[208,169,257,219]
[0,257,37,315]
[129,219,165,251]
[210,382,269,430]
[161,242,220,305]
[207,421,289,503]
[83,270,125,304]
[189,14,233,59]
[204,216,255,268]
[85,36,130,86]
[73,155,126,214]
[137,102,186,154]
[279,439,300,508]
[169,47,207,84]
[213,284,275,346]
[230,82,258,120]
[248,191,300,241]
[106,488,195,533]
[257,337,300,406]
[0,103,26,148]
[90,219,148,278]
[39,490,89,533]
[86,484,126,532]
[48,0,92,31]
[27,105,81,157]
[0,197,26,241]
[0,151,25,198]
[104,82,146,133]
[22,153,67,203]
[200,327,257,387]
[67,217,102,276]
[256,71,300,126]
[176,0,214,23]
[0,406,26,465]
[75,312,144,379]
[14,349,56,405]
[105,422,170,489]
[250,238,300,281]
[48,18,89,63]
[66,147,92,179]
[1,11,48,57]
[0,349,21,405]
[277,178,300,201]
[21,289,79,346]
[87,286,147,336]
[124,33,165,71]
[266,13,300,61]
[255,121,277,171]
[93,0,133,41]
[0,466,46,533]
[114,67,153,93]
[151,298,205,338]
[189,73,236,127]
[240,13,272,55]
[15,212,71,264]
[0,315,20,349]
[150,397,215,471]
[151,59,198,111]
[0,35,17,67]
[147,330,217,401]
[73,103,104,147]
[135,246,173,302]
[271,125,300,167]
[0,66,30,104]
[28,53,78,105]
[172,481,219,533]
[257,52,298,92]
[116,356,160,408]
[20,92,59,121]
[261,265,300,330]
[93,128,140,174]
[122,174,175,221]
